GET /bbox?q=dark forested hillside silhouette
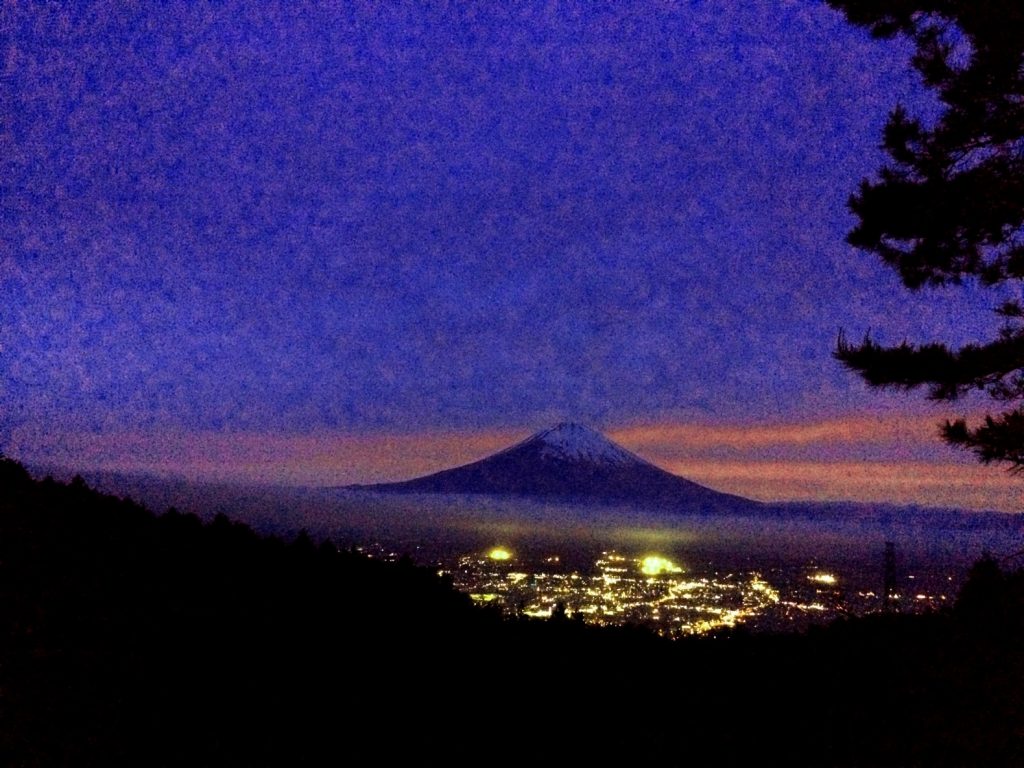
[3,456,1024,766]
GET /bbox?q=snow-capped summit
[514,422,651,467]
[353,422,758,514]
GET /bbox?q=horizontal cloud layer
[10,414,1021,512]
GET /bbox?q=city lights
[404,545,950,636]
[809,572,838,585]
[640,555,683,576]
[451,550,790,636]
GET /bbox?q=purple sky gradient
[2,1,1018,506]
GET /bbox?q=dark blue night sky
[3,1,1016,507]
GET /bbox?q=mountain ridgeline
[351,422,758,512]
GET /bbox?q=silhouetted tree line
[2,457,1024,766]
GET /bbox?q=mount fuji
[352,423,760,513]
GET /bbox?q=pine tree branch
[830,0,1024,471]
[944,410,1024,469]
[834,330,1024,400]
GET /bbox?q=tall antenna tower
[882,541,897,612]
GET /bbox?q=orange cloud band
[8,426,521,486]
[9,415,1022,511]
[665,459,1022,512]
[610,415,944,451]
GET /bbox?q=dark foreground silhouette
[3,457,1023,766]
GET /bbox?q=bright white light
[640,556,682,576]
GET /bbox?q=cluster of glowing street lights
[489,546,685,578]
[808,572,838,586]
[639,555,683,576]
[458,546,799,635]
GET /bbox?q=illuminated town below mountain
[353,544,956,635]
